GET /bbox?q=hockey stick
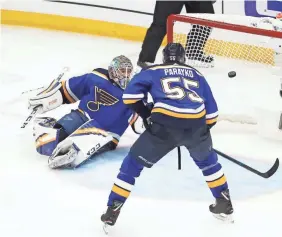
[21,86,44,95]
[214,148,280,179]
[177,146,181,170]
[20,105,42,128]
[20,67,69,129]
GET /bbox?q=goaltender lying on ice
[28,55,146,169]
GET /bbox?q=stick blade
[262,158,280,178]
[103,224,109,235]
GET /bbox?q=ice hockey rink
[1,25,282,237]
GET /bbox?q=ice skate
[209,189,234,223]
[101,200,124,234]
[186,51,214,68]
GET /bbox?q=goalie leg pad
[34,109,89,156]
[48,140,82,169]
[48,119,117,168]
[34,117,64,156]
[56,109,89,135]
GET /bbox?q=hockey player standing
[28,55,142,168]
[101,43,234,229]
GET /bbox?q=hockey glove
[131,115,145,135]
[142,102,154,130]
[143,116,152,130]
[145,102,154,111]
[207,121,217,130]
[131,102,154,134]
[28,80,63,114]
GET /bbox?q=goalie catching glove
[28,79,64,114]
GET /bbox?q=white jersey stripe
[123,93,144,99]
[66,80,79,101]
[206,111,219,119]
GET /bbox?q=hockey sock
[202,162,228,198]
[193,151,228,198]
[107,155,144,206]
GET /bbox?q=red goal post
[167,14,282,68]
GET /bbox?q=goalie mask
[108,55,133,90]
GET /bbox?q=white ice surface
[0,26,282,237]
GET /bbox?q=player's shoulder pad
[92,68,110,80]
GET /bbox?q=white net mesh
[169,14,282,136]
[171,14,282,68]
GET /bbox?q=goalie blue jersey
[61,68,136,138]
[123,64,218,129]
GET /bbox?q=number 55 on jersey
[123,63,218,129]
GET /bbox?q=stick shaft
[214,148,279,178]
[177,146,181,170]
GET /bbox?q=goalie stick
[20,67,69,129]
[21,86,44,95]
[21,105,42,128]
[214,149,280,179]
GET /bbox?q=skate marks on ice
[1,172,280,237]
[1,145,281,237]
[100,195,282,237]
[52,141,282,202]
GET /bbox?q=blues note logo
[245,0,282,17]
[87,86,119,111]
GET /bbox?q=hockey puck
[228,71,236,78]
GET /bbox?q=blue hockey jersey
[123,64,218,129]
[61,68,136,138]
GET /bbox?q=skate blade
[213,213,234,223]
[103,223,109,235]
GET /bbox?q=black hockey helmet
[162,43,186,64]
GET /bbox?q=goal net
[167,14,282,69]
[167,14,282,138]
